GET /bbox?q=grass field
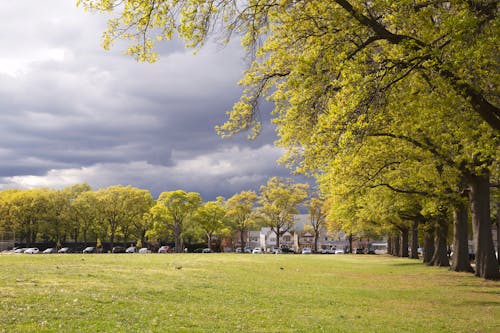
[0,253,498,333]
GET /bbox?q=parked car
[281,247,295,254]
[42,248,57,254]
[158,246,172,253]
[82,246,95,254]
[193,248,204,253]
[14,248,27,254]
[125,246,137,253]
[112,246,126,253]
[138,247,150,254]
[202,248,213,253]
[271,247,282,254]
[367,248,376,254]
[355,248,365,254]
[301,248,312,254]
[335,249,345,254]
[252,247,263,254]
[58,247,71,253]
[24,248,39,254]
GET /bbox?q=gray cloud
[0,1,309,200]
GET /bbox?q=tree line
[0,178,311,253]
[77,0,499,279]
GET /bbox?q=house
[228,214,350,253]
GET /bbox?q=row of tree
[0,178,311,253]
[77,1,499,278]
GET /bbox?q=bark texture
[410,220,419,259]
[423,224,435,265]
[450,202,473,272]
[400,228,409,258]
[429,216,450,267]
[467,172,499,279]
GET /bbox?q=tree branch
[369,132,456,167]
[369,183,429,196]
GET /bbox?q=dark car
[112,246,126,253]
[281,247,295,254]
[193,248,204,253]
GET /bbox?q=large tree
[7,189,52,246]
[224,190,257,251]
[156,190,202,252]
[257,177,308,249]
[194,196,226,251]
[63,183,93,246]
[305,196,326,253]
[70,190,99,246]
[95,185,154,248]
[79,0,499,278]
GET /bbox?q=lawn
[0,253,498,333]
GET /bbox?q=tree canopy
[77,0,499,278]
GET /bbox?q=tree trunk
[393,235,400,257]
[240,228,245,251]
[73,226,79,247]
[348,233,353,253]
[207,233,212,250]
[430,216,450,267]
[141,230,147,248]
[451,202,473,272]
[496,202,500,266]
[467,172,499,279]
[400,228,409,258]
[387,236,392,255]
[410,220,419,259]
[314,232,319,253]
[423,224,435,264]
[174,220,182,253]
[276,227,281,250]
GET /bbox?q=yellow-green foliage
[78,1,499,238]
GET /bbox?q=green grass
[0,254,498,332]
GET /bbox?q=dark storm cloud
[0,0,306,199]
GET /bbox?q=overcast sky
[0,1,309,200]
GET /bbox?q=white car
[301,248,312,254]
[24,248,39,254]
[82,246,95,253]
[335,249,345,254]
[125,246,137,253]
[138,247,150,254]
[272,248,282,254]
[252,247,263,254]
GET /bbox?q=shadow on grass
[458,299,500,307]
[388,261,423,267]
[469,289,500,296]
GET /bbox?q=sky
[0,1,308,200]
